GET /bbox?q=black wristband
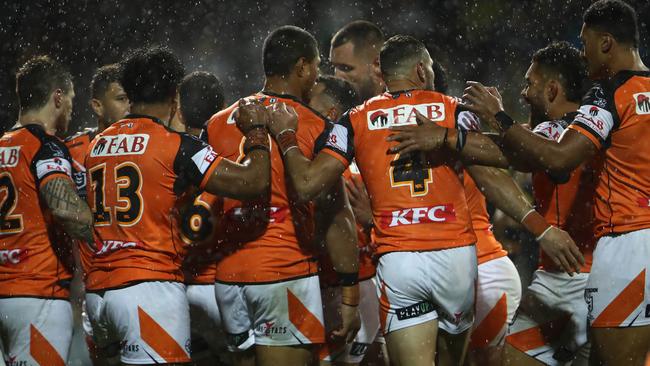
[336,271,359,286]
[455,128,468,152]
[494,111,515,132]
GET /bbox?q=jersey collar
[123,113,166,125]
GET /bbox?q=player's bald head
[331,20,384,58]
[380,35,430,80]
[263,25,319,77]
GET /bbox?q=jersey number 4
[389,153,433,197]
[0,172,23,234]
[89,163,143,226]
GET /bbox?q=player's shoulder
[65,126,97,147]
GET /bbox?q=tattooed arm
[40,177,95,248]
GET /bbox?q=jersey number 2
[0,172,23,234]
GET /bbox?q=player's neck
[606,48,648,78]
[263,77,303,101]
[548,101,580,121]
[97,118,108,133]
[18,107,56,135]
[186,126,202,137]
[385,79,422,93]
[130,103,174,125]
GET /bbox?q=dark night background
[0,1,648,364]
[1,0,648,134]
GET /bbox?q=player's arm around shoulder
[203,99,271,200]
[36,139,94,246]
[267,102,349,202]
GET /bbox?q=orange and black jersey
[81,114,223,291]
[65,127,98,198]
[316,89,476,254]
[567,70,650,237]
[0,124,75,298]
[204,92,328,284]
[533,113,596,272]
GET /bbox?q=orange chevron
[379,281,390,334]
[470,293,507,349]
[138,306,190,363]
[592,269,646,327]
[30,325,65,366]
[287,289,325,343]
[506,313,570,352]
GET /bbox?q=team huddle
[1,0,649,365]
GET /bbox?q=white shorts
[0,298,72,366]
[214,275,325,350]
[506,270,590,365]
[587,229,650,328]
[186,284,226,355]
[376,246,477,335]
[470,256,521,349]
[85,281,191,365]
[319,278,381,363]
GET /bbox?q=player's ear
[546,80,559,103]
[601,33,613,54]
[90,98,103,117]
[53,89,64,108]
[416,62,426,84]
[296,57,308,78]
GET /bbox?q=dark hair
[119,46,185,104]
[532,41,588,103]
[263,26,319,77]
[380,35,428,78]
[15,55,72,112]
[432,60,448,94]
[583,0,639,47]
[91,64,122,99]
[331,20,384,53]
[178,71,225,129]
[316,75,360,112]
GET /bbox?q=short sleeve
[532,121,567,142]
[314,111,355,167]
[568,83,618,149]
[31,137,74,188]
[173,133,223,194]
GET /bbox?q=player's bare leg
[385,319,438,366]
[256,345,314,366]
[466,345,501,366]
[589,326,650,365]
[502,343,545,366]
[230,349,255,366]
[360,342,390,366]
[437,329,470,366]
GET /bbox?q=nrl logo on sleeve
[0,146,20,167]
[634,92,650,115]
[90,134,149,157]
[367,103,445,130]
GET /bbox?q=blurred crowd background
[0,1,649,364]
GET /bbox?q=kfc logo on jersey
[378,204,456,228]
[367,103,445,130]
[634,92,650,115]
[96,240,139,256]
[90,134,149,157]
[0,249,27,265]
[0,146,20,167]
[191,146,218,174]
[35,157,72,180]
